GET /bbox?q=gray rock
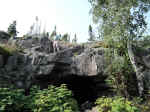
[71,48,105,76]
[0,42,107,90]
[0,55,3,67]
[5,55,18,71]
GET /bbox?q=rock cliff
[0,36,109,104]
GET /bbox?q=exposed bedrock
[0,37,110,104]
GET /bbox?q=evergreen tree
[62,33,69,42]
[50,25,57,40]
[88,24,95,41]
[29,24,34,35]
[72,34,77,43]
[7,21,18,38]
[35,16,39,36]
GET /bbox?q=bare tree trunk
[127,42,144,96]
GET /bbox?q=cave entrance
[35,74,110,105]
[60,75,97,104]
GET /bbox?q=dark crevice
[34,74,111,105]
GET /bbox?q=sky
[0,0,93,42]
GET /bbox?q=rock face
[71,48,105,76]
[0,44,106,84]
[0,38,110,105]
[0,55,3,67]
[0,37,109,103]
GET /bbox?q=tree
[89,0,150,54]
[88,24,95,41]
[50,25,57,40]
[72,34,77,43]
[62,33,69,42]
[89,0,150,96]
[7,21,18,38]
[35,16,40,36]
[29,24,34,35]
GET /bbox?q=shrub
[95,96,140,112]
[133,96,150,112]
[30,84,79,112]
[0,87,29,112]
[104,53,137,97]
[0,84,79,112]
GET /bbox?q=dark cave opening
[35,74,110,105]
[60,75,97,104]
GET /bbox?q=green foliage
[89,0,150,59]
[7,21,18,38]
[131,97,150,112]
[104,54,136,97]
[89,0,150,57]
[0,87,29,112]
[50,25,57,40]
[30,84,79,112]
[0,84,79,112]
[0,31,10,40]
[89,0,150,97]
[62,33,70,42]
[95,96,140,112]
[72,34,77,43]
[88,25,95,41]
[138,35,150,48]
[137,99,150,112]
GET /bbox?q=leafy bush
[104,52,137,97]
[0,87,29,112]
[95,96,140,112]
[0,84,79,112]
[133,96,150,112]
[30,84,79,112]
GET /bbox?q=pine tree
[88,25,95,41]
[7,21,18,38]
[62,33,68,42]
[50,26,57,40]
[72,34,77,43]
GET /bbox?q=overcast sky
[0,0,93,42]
